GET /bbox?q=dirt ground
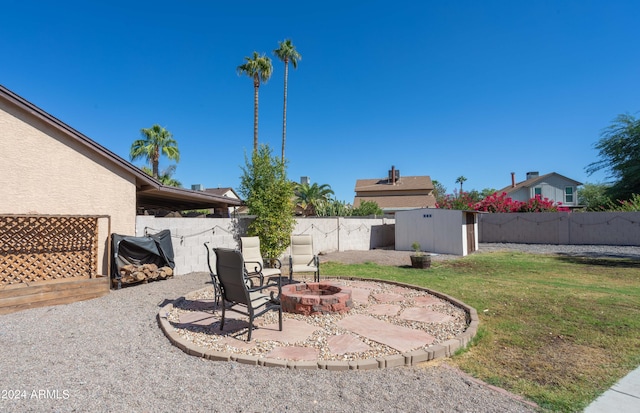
[318,249,458,266]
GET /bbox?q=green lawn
[322,252,640,412]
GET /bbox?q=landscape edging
[157,276,479,370]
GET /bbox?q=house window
[565,187,574,203]
[534,187,542,197]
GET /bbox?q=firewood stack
[118,263,173,285]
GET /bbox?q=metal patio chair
[288,234,320,282]
[240,236,282,285]
[214,248,282,342]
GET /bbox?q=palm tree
[295,182,334,216]
[456,176,467,195]
[141,165,182,187]
[273,39,301,161]
[237,52,273,152]
[130,124,180,179]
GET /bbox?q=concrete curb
[157,276,480,370]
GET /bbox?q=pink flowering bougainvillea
[436,192,570,213]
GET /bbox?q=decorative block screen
[0,215,99,287]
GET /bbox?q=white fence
[479,211,640,246]
[135,216,395,275]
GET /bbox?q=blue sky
[2,1,639,202]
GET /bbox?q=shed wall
[395,209,472,256]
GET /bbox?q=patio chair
[203,242,222,305]
[214,248,282,342]
[289,234,320,282]
[240,236,282,285]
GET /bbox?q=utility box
[395,208,479,256]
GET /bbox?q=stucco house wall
[0,93,137,275]
[502,173,581,207]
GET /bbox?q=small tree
[578,183,611,211]
[141,165,182,187]
[239,144,295,261]
[431,179,447,205]
[314,198,353,217]
[604,193,640,211]
[586,113,640,201]
[353,200,383,216]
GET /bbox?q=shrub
[437,191,569,213]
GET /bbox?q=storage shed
[395,208,479,256]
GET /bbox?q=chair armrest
[308,255,319,267]
[244,260,263,275]
[248,278,281,295]
[267,258,282,269]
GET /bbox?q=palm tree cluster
[294,182,334,216]
[237,39,301,159]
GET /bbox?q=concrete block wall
[135,216,240,275]
[291,217,395,254]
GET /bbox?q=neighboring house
[353,166,437,214]
[203,187,242,217]
[0,84,241,313]
[498,171,582,208]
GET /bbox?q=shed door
[465,213,476,253]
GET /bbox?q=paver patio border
[157,276,479,370]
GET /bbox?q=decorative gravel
[3,244,632,411]
[167,279,468,361]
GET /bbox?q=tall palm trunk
[253,74,260,152]
[152,146,160,178]
[281,57,289,161]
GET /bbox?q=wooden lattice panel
[0,215,98,286]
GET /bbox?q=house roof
[353,174,436,211]
[355,175,434,193]
[498,172,583,194]
[137,186,242,211]
[204,187,240,199]
[1,84,242,211]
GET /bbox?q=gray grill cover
[111,230,175,278]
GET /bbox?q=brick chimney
[511,172,516,188]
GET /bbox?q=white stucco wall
[0,100,138,274]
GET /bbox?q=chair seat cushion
[249,291,272,308]
[291,264,318,273]
[261,267,282,277]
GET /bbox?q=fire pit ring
[280,282,352,315]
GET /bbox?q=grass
[322,252,640,412]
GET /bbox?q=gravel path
[4,243,630,412]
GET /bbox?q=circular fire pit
[280,282,352,315]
